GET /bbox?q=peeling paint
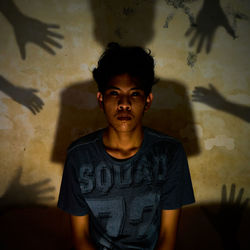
[80,64,89,72]
[0,116,13,130]
[204,135,235,150]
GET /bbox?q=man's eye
[131,92,140,96]
[110,91,118,96]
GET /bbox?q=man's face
[97,74,153,133]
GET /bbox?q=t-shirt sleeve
[160,142,195,210]
[57,151,89,216]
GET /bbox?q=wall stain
[165,0,197,27]
[232,12,248,36]
[187,51,197,68]
[163,13,174,28]
[123,7,135,16]
[224,3,249,37]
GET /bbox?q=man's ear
[144,93,153,111]
[97,92,104,109]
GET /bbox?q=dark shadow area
[0,207,71,250]
[144,79,200,156]
[192,84,250,123]
[0,166,55,214]
[51,78,199,163]
[51,80,107,163]
[200,184,249,250]
[90,0,156,47]
[177,184,250,250]
[0,166,56,249]
[0,75,44,114]
[0,0,63,60]
[185,0,236,53]
[0,184,249,250]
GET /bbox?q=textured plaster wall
[0,0,249,249]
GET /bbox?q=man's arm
[70,214,96,250]
[155,209,181,250]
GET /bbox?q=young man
[58,43,195,250]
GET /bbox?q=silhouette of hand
[0,167,54,213]
[185,0,236,53]
[192,84,226,110]
[0,75,44,114]
[13,14,63,60]
[11,86,44,114]
[192,84,250,122]
[202,184,249,249]
[0,0,63,59]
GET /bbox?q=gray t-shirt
[58,127,195,250]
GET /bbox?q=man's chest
[78,153,168,195]
[76,154,168,240]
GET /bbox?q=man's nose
[118,95,131,110]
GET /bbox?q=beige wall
[0,0,249,249]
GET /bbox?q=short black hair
[93,42,157,96]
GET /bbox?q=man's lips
[116,113,132,120]
[117,116,131,120]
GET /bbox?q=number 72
[86,192,160,238]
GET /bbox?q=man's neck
[102,126,144,159]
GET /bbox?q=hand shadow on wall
[177,183,250,250]
[0,166,54,214]
[51,78,200,163]
[0,167,58,250]
[0,75,44,114]
[201,184,249,250]
[192,84,250,123]
[185,0,236,54]
[0,0,63,60]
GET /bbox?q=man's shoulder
[144,127,186,160]
[67,129,103,154]
[145,127,180,146]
